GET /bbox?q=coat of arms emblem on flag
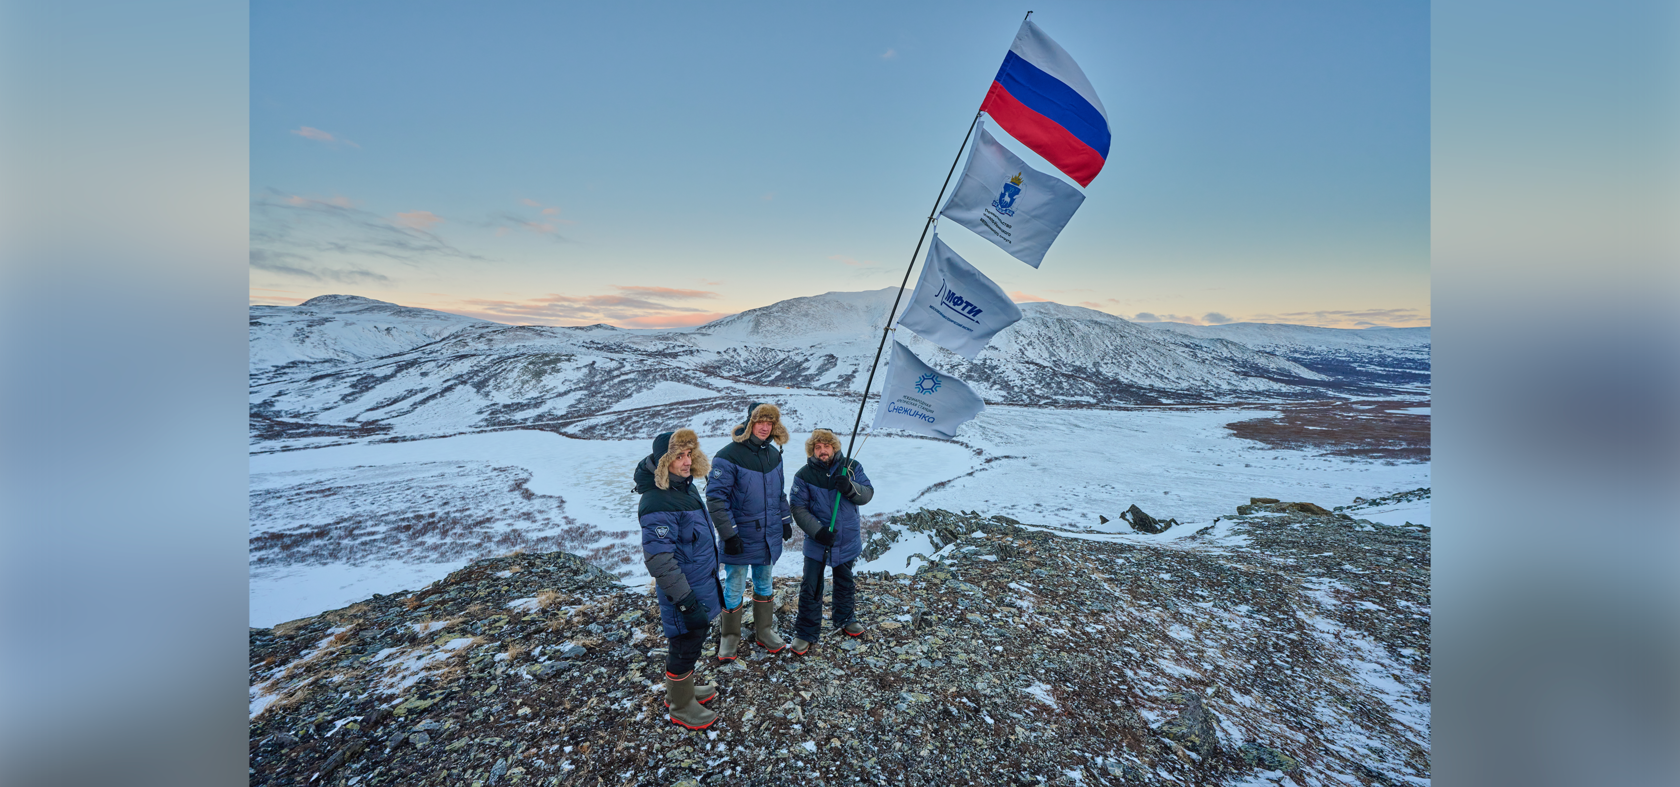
[992,173,1023,215]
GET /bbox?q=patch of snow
[507,597,542,614]
[1023,681,1058,710]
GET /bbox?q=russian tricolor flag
[979,20,1109,188]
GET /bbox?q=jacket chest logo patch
[655,525,670,539]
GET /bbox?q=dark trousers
[794,556,855,641]
[664,627,707,677]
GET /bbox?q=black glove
[675,591,709,631]
[723,535,744,556]
[835,475,855,497]
[812,527,836,547]
[782,521,793,540]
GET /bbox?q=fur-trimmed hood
[653,428,709,490]
[805,428,843,458]
[730,402,789,445]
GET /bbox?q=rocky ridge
[249,498,1430,786]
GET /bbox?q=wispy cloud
[1009,291,1050,303]
[249,248,390,284]
[493,199,574,241]
[1203,312,1234,324]
[393,210,444,231]
[250,189,485,284]
[615,286,719,300]
[445,285,726,328]
[248,287,309,307]
[1247,307,1429,328]
[289,126,360,148]
[881,48,897,60]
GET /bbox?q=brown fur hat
[731,402,789,445]
[805,428,842,458]
[654,428,709,490]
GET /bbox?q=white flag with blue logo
[939,122,1085,269]
[897,234,1023,360]
[869,340,985,439]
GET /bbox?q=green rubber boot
[752,594,787,653]
[664,670,717,730]
[716,603,745,662]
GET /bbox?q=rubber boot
[842,621,865,637]
[716,603,745,662]
[664,670,717,730]
[664,679,716,707]
[752,594,787,653]
[790,636,813,656]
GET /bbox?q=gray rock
[407,731,430,747]
[558,644,587,658]
[525,662,567,679]
[1160,690,1221,758]
[487,757,508,784]
[1237,742,1301,772]
[414,720,440,731]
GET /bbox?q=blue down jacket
[638,467,722,638]
[707,435,792,566]
[791,455,874,566]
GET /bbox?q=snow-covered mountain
[1139,321,1430,389]
[250,294,493,375]
[249,290,1428,445]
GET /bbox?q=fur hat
[731,402,789,445]
[653,429,709,490]
[805,428,843,458]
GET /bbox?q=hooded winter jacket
[791,453,874,566]
[707,434,792,566]
[638,452,723,638]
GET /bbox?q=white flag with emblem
[869,340,985,439]
[939,122,1086,269]
[896,233,1023,360]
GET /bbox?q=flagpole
[841,108,983,463]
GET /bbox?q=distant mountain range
[249,290,1428,444]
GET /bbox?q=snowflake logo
[914,373,942,395]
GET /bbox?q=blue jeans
[722,563,773,609]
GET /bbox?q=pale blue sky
[251,0,1429,328]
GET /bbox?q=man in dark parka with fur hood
[788,428,874,655]
[706,402,794,658]
[637,429,724,730]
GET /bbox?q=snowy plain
[249,403,1427,626]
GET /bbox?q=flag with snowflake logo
[869,340,986,439]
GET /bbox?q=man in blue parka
[788,428,874,655]
[706,402,793,657]
[637,429,724,730]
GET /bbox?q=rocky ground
[249,499,1430,786]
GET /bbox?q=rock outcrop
[250,498,1430,786]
